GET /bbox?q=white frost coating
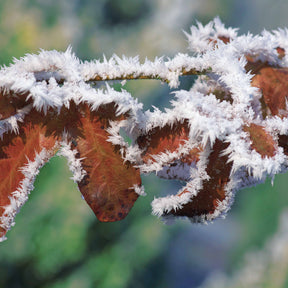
[152,191,192,217]
[0,104,32,138]
[77,82,144,125]
[138,19,288,223]
[185,17,238,53]
[2,18,288,239]
[11,46,82,82]
[0,17,284,113]
[58,141,87,183]
[133,185,146,196]
[139,139,199,179]
[81,54,174,85]
[185,17,288,67]
[0,146,58,242]
[151,145,211,220]
[156,161,196,181]
[265,116,288,135]
[28,79,70,113]
[106,120,144,165]
[225,131,286,180]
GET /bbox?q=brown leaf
[167,140,232,219]
[277,134,288,155]
[156,147,202,181]
[43,102,128,140]
[0,227,6,239]
[0,124,57,204]
[0,90,31,120]
[0,118,58,238]
[74,105,141,222]
[137,120,203,181]
[43,101,83,139]
[243,123,276,158]
[137,120,190,164]
[245,56,270,75]
[251,66,288,117]
[211,88,233,103]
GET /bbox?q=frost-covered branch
[81,54,211,87]
[1,17,288,242]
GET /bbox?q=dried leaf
[244,124,276,158]
[245,56,270,75]
[0,90,31,120]
[136,120,201,181]
[137,120,190,164]
[251,66,288,117]
[167,140,232,220]
[155,147,202,181]
[277,134,288,155]
[44,101,83,139]
[0,116,58,239]
[74,105,141,222]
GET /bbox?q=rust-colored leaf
[44,102,128,140]
[245,56,270,75]
[0,117,58,238]
[137,120,202,181]
[244,123,276,157]
[75,105,141,222]
[43,101,83,140]
[0,90,31,120]
[277,134,288,155]
[217,36,230,44]
[0,125,57,204]
[251,66,288,117]
[180,147,202,164]
[0,226,6,239]
[167,140,232,219]
[137,120,190,164]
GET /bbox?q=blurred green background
[1,1,288,287]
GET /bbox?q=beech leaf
[2,17,288,242]
[137,121,190,164]
[72,104,141,222]
[251,66,288,117]
[243,124,277,158]
[166,140,232,220]
[0,116,58,240]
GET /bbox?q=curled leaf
[164,140,232,221]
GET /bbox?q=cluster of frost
[1,18,288,241]
[136,18,288,222]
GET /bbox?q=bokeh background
[1,1,288,287]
